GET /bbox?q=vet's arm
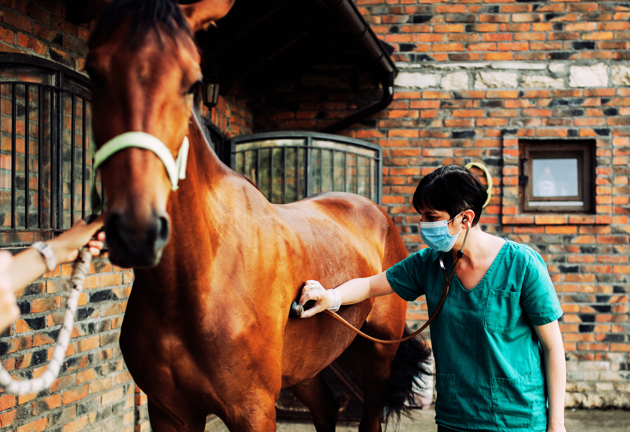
[534,320,566,432]
[299,272,394,318]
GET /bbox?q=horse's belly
[280,299,373,387]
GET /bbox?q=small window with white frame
[520,140,595,213]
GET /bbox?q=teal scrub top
[386,240,563,432]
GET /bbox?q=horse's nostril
[156,215,171,244]
[105,213,124,247]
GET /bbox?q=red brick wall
[368,0,630,409]
[0,2,255,431]
[249,0,630,409]
[208,94,254,138]
[0,0,90,71]
[1,256,134,432]
[0,1,142,430]
[2,4,629,431]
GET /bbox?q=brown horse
[86,1,429,431]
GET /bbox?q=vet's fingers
[300,301,325,318]
[305,280,323,289]
[299,289,322,305]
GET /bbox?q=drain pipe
[320,0,398,134]
[321,73,394,134]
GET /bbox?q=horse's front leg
[220,389,278,432]
[148,399,207,432]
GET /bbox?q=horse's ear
[181,0,235,33]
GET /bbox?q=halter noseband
[90,132,190,214]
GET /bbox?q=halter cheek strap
[90,132,190,214]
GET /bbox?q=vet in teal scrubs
[386,240,563,432]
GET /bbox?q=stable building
[0,0,628,431]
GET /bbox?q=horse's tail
[383,326,432,426]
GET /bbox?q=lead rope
[298,219,472,345]
[0,247,92,395]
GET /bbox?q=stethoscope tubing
[320,219,472,345]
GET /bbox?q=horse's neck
[167,113,267,258]
[134,114,255,290]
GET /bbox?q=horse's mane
[89,0,190,48]
[191,107,261,191]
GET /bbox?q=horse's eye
[187,80,202,95]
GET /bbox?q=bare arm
[534,320,566,432]
[9,218,105,292]
[298,271,395,318]
[0,218,105,334]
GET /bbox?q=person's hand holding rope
[1,216,106,334]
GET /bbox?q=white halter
[90,132,189,213]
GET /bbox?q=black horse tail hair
[383,326,433,429]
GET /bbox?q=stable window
[520,140,595,213]
[229,132,382,204]
[0,54,96,248]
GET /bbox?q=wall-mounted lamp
[201,80,220,109]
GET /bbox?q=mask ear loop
[457,218,472,259]
[439,217,472,274]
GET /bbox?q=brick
[61,416,88,432]
[77,335,99,352]
[0,26,14,43]
[2,10,32,32]
[0,411,16,428]
[0,394,15,411]
[101,387,124,406]
[62,385,88,405]
[534,215,568,225]
[16,417,47,432]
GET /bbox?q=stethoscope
[289,217,472,344]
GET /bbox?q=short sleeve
[520,250,564,326]
[386,250,430,302]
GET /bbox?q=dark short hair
[412,165,488,226]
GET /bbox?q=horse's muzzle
[105,210,171,268]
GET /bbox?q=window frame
[520,139,595,214]
[0,54,93,247]
[229,131,383,205]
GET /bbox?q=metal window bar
[11,84,17,229]
[0,56,92,241]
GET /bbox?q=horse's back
[277,191,403,268]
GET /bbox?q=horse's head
[86,0,234,268]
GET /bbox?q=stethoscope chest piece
[289,301,304,318]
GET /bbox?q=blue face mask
[420,212,464,252]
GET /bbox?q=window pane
[271,148,284,204]
[532,158,578,197]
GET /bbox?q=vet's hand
[299,280,331,318]
[547,421,565,432]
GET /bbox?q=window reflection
[532,158,578,197]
